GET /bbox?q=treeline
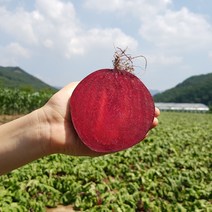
[154,73,212,106]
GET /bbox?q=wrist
[32,107,52,155]
[0,108,51,175]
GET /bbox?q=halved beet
[70,68,155,153]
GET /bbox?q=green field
[0,88,54,115]
[0,111,211,211]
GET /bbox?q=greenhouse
[155,103,209,112]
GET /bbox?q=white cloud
[6,42,30,58]
[42,39,53,48]
[0,0,137,60]
[148,53,183,66]
[0,6,38,44]
[35,0,76,21]
[140,7,212,51]
[84,0,171,16]
[84,0,212,52]
[0,42,30,65]
[65,28,138,58]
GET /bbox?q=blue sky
[0,0,212,91]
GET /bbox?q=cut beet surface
[70,69,155,153]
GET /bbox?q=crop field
[0,88,53,115]
[0,90,211,211]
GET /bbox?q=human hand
[40,82,160,157]
[0,82,159,175]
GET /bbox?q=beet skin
[70,69,155,153]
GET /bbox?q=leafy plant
[0,112,211,211]
[0,88,54,114]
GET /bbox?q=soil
[46,205,76,212]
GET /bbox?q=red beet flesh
[70,69,155,153]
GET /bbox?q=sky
[0,0,212,91]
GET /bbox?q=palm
[43,82,102,156]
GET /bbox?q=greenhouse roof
[155,103,209,112]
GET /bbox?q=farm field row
[0,112,211,211]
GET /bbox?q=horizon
[1,65,211,93]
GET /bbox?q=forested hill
[0,66,56,91]
[154,73,212,106]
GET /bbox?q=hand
[40,82,102,157]
[0,82,160,175]
[153,107,160,128]
[40,82,160,157]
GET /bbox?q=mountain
[154,73,212,106]
[0,66,56,91]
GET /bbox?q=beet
[70,50,155,153]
